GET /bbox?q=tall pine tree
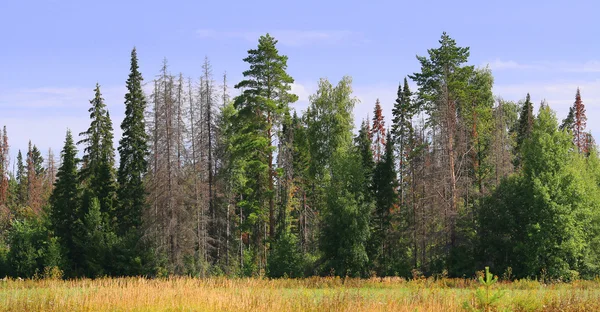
[233,34,298,272]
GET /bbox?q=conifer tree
[515,93,534,165]
[560,107,575,131]
[49,130,81,276]
[370,99,386,162]
[79,84,116,222]
[26,142,44,214]
[355,119,374,198]
[370,131,397,274]
[572,88,588,154]
[391,78,413,205]
[233,33,298,271]
[117,47,149,235]
[15,150,27,208]
[410,32,473,248]
[0,126,8,206]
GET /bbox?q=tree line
[1,33,599,281]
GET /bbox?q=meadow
[2,276,600,311]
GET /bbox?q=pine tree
[117,47,149,235]
[233,34,298,272]
[410,32,473,248]
[49,130,81,276]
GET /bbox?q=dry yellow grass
[1,276,600,311]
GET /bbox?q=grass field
[2,276,600,311]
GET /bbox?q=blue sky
[1,0,599,165]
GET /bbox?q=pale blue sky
[1,0,599,164]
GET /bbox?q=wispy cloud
[196,29,364,47]
[483,59,600,73]
[483,59,542,71]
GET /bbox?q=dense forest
[1,32,599,281]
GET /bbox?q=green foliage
[267,231,305,278]
[49,130,81,277]
[410,31,474,121]
[15,150,27,207]
[514,93,534,167]
[232,34,298,268]
[6,217,63,278]
[369,132,398,275]
[7,220,39,277]
[320,151,372,277]
[480,105,600,280]
[306,76,357,179]
[0,242,8,277]
[391,78,414,206]
[6,33,600,282]
[560,106,575,132]
[78,196,117,277]
[79,84,117,222]
[117,47,149,235]
[355,120,374,190]
[463,267,504,312]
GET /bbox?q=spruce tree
[117,47,149,235]
[15,150,27,208]
[572,88,588,154]
[370,99,386,162]
[370,131,398,274]
[515,93,534,165]
[78,84,116,225]
[49,130,81,276]
[26,142,44,214]
[391,78,413,206]
[355,120,374,193]
[560,106,575,131]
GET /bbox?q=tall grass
[1,276,600,311]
